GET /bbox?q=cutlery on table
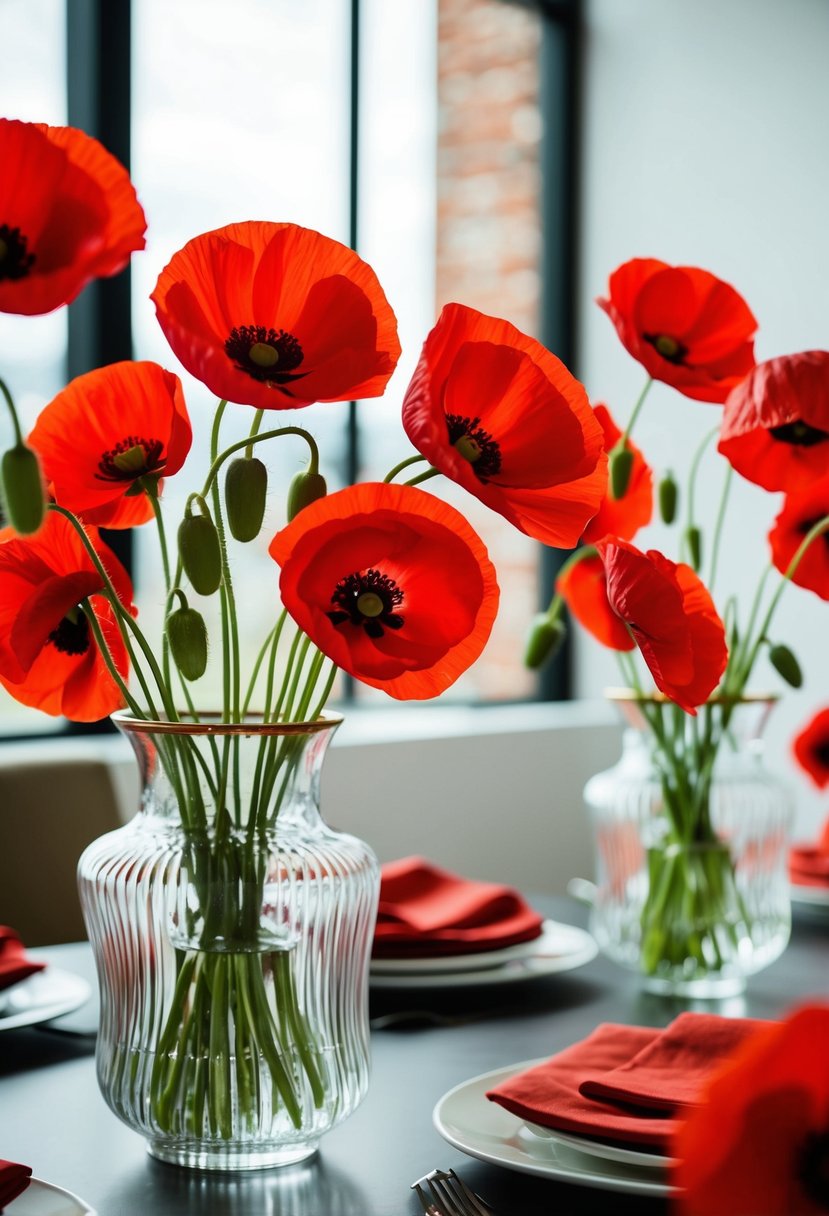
[411,1167,497,1216]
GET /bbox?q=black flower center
[97,436,166,482]
[48,610,90,657]
[799,1128,829,1208]
[327,569,404,639]
[225,325,307,387]
[813,740,829,771]
[644,333,688,365]
[0,224,36,281]
[445,414,502,481]
[769,419,829,448]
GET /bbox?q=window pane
[0,0,68,735]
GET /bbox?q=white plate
[370,922,597,990]
[524,1121,676,1170]
[791,882,829,909]
[0,969,91,1032]
[433,1061,676,1199]
[7,1178,96,1214]
[371,920,562,975]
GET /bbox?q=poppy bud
[768,642,803,689]
[658,472,678,525]
[609,442,634,500]
[224,456,268,542]
[287,468,327,521]
[167,605,208,681]
[685,525,702,571]
[178,511,222,596]
[524,613,566,670]
[0,442,45,535]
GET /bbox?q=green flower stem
[0,374,23,444]
[405,467,441,487]
[683,424,719,562]
[201,425,320,499]
[707,463,733,593]
[384,453,428,483]
[620,377,653,447]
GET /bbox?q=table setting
[2,110,829,1216]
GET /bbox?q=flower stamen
[445,414,502,481]
[225,325,307,386]
[769,419,829,448]
[0,224,35,281]
[645,333,688,364]
[327,569,404,639]
[47,607,90,657]
[97,436,166,482]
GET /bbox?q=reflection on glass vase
[584,692,792,998]
[78,711,379,1171]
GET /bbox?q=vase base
[641,973,746,999]
[147,1138,320,1171]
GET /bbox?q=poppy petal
[556,552,635,651]
[768,477,829,601]
[792,707,829,790]
[581,404,653,544]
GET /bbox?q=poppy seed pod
[524,613,566,670]
[609,443,634,500]
[167,605,208,681]
[1,442,45,534]
[224,456,268,542]
[178,511,222,596]
[287,468,327,520]
[768,643,803,689]
[658,472,678,524]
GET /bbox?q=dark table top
[2,896,828,1216]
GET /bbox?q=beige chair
[0,759,122,945]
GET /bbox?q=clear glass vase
[583,693,793,998]
[77,711,379,1171]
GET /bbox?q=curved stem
[201,425,320,499]
[384,454,427,483]
[620,377,653,446]
[0,375,23,444]
[684,425,720,546]
[405,467,441,488]
[707,463,733,593]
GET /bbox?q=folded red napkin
[578,1012,764,1112]
[0,1158,32,1209]
[789,816,829,886]
[487,1024,675,1150]
[0,927,45,992]
[373,857,544,958]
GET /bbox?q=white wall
[577,0,829,837]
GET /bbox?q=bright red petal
[557,552,635,651]
[792,707,829,790]
[581,404,653,544]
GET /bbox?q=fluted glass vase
[584,693,792,998]
[78,711,379,1171]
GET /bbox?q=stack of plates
[369,920,597,990]
[434,1060,677,1199]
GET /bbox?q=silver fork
[411,1167,497,1216]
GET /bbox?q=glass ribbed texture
[584,698,792,998]
[78,713,379,1170]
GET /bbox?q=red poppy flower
[28,361,191,528]
[792,708,829,790]
[0,118,146,316]
[400,304,607,548]
[556,551,635,652]
[0,512,133,720]
[269,482,499,700]
[718,351,829,492]
[152,221,401,411]
[598,259,757,403]
[768,477,829,601]
[674,1005,829,1216]
[595,538,728,713]
[581,404,653,544]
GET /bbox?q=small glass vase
[583,692,792,998]
[77,711,379,1171]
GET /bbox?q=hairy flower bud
[0,442,45,535]
[178,512,222,596]
[685,525,702,571]
[524,612,566,670]
[658,472,678,524]
[769,642,803,689]
[224,456,268,542]
[167,605,208,681]
[609,442,634,500]
[287,468,327,521]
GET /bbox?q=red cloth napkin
[789,817,829,886]
[487,1024,675,1150]
[372,857,544,958]
[0,927,45,992]
[578,1012,765,1112]
[0,1158,32,1209]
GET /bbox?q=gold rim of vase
[111,709,344,736]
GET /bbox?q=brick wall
[436,0,542,699]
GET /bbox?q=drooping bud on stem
[178,498,222,595]
[287,467,327,520]
[225,456,268,542]
[167,596,208,681]
[524,610,566,670]
[685,525,702,571]
[609,441,634,500]
[0,442,45,535]
[658,471,678,525]
[768,642,803,689]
